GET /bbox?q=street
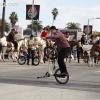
[0,59,100,100]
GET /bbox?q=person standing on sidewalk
[42,26,70,76]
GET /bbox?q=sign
[14,25,23,39]
[83,25,92,35]
[16,28,23,39]
[26,5,40,20]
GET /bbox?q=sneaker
[27,63,30,65]
[56,73,69,77]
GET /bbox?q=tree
[23,28,32,35]
[65,22,81,31]
[27,20,43,36]
[52,8,58,25]
[0,19,10,32]
[9,12,18,28]
[28,20,43,32]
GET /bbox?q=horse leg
[11,52,15,62]
[13,52,17,62]
[40,50,43,63]
[2,52,5,62]
[48,59,53,75]
[91,57,94,67]
[88,56,92,67]
[0,53,2,61]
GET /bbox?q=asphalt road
[0,59,100,100]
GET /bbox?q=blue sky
[0,0,100,31]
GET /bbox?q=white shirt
[94,36,100,43]
[87,39,95,44]
[27,38,37,50]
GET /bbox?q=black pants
[58,47,70,74]
[27,48,35,64]
[12,41,18,49]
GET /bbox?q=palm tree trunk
[52,19,54,26]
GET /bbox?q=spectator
[65,31,71,41]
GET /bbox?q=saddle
[6,42,14,53]
[7,42,12,47]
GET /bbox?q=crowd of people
[80,33,100,45]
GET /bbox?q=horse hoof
[88,65,91,67]
[40,61,43,63]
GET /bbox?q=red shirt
[47,30,70,50]
[65,34,70,38]
[40,31,49,38]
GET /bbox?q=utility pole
[31,0,34,35]
[1,0,6,38]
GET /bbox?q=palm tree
[52,8,58,25]
[0,19,10,32]
[32,20,43,32]
[27,20,43,36]
[9,12,18,28]
[65,22,81,30]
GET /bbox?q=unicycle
[37,46,69,84]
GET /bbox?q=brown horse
[66,40,80,63]
[90,45,100,65]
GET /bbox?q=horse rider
[65,31,71,41]
[7,29,18,52]
[42,26,70,76]
[40,27,49,38]
[87,35,95,45]
[40,27,51,46]
[80,33,87,45]
[27,35,37,65]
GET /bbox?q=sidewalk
[0,83,100,100]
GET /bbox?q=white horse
[0,36,26,62]
[81,45,94,67]
[34,37,46,63]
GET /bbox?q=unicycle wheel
[54,68,69,84]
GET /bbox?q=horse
[90,44,100,66]
[66,40,80,63]
[33,37,54,63]
[81,44,95,66]
[34,37,46,63]
[0,36,26,62]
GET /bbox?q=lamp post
[87,17,100,34]
[31,0,34,35]
[1,0,6,38]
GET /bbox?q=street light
[88,17,100,26]
[87,17,100,34]
[1,0,6,38]
[84,17,100,41]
